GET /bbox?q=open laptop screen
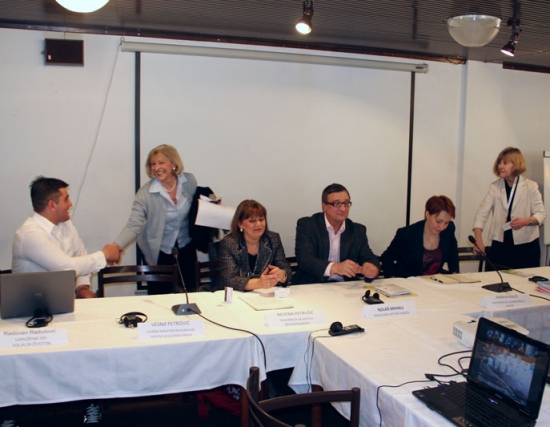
[0,270,76,319]
[469,317,550,419]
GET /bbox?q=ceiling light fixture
[55,0,109,13]
[296,0,314,35]
[501,18,521,57]
[447,14,501,47]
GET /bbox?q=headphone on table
[362,290,383,305]
[330,321,343,333]
[117,312,148,328]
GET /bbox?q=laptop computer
[0,270,76,319]
[413,317,550,427]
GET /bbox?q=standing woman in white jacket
[473,147,546,270]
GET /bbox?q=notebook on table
[373,282,411,297]
[413,316,550,427]
[0,270,76,319]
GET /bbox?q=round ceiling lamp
[447,14,501,47]
[56,0,109,13]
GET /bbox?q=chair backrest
[97,265,177,297]
[286,257,298,274]
[246,366,360,427]
[457,247,484,272]
[194,259,221,292]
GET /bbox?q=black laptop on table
[0,270,76,319]
[413,317,550,427]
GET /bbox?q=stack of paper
[535,281,550,294]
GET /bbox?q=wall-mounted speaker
[44,39,84,66]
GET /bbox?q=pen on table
[431,276,444,283]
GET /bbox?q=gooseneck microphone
[468,235,512,293]
[171,246,202,315]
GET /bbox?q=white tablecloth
[2,266,550,427]
[288,267,550,426]
[0,293,264,407]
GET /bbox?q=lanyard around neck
[507,176,519,214]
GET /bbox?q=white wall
[1,28,549,283]
[0,29,137,273]
[459,61,550,249]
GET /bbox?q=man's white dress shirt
[323,214,346,281]
[12,212,106,288]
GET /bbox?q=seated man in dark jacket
[293,183,380,285]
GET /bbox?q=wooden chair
[457,247,484,272]
[286,257,298,274]
[97,265,177,297]
[194,259,221,292]
[246,366,360,427]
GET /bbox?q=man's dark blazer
[292,212,380,285]
[380,219,459,278]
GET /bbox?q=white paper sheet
[195,199,236,230]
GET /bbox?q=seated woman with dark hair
[381,195,459,278]
[219,200,292,291]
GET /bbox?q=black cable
[189,309,267,376]
[436,350,471,375]
[376,379,432,427]
[458,356,471,373]
[26,308,53,328]
[303,330,329,392]
[376,350,471,425]
[511,286,550,302]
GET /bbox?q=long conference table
[2,267,550,426]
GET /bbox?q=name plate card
[0,329,68,349]
[138,320,204,340]
[362,301,418,319]
[481,294,532,309]
[265,310,326,328]
[275,287,291,298]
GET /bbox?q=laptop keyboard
[445,385,529,427]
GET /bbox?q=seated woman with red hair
[381,195,459,278]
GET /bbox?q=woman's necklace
[163,178,177,193]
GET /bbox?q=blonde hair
[492,147,526,177]
[145,144,184,179]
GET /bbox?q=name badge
[362,301,418,319]
[481,294,532,309]
[265,310,326,327]
[138,320,204,339]
[0,329,68,348]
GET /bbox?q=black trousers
[148,242,198,295]
[488,231,541,271]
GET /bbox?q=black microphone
[468,235,512,293]
[171,246,201,315]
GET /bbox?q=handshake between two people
[102,243,123,265]
[76,244,123,299]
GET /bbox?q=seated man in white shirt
[12,176,121,299]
